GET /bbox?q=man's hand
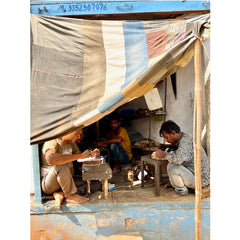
[155,149,167,159]
[96,137,123,147]
[96,142,104,147]
[91,148,100,157]
[80,149,92,158]
[80,149,100,158]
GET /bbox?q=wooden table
[141,155,168,196]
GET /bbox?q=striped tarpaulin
[31,14,210,144]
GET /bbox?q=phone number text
[58,3,108,13]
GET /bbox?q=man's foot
[165,189,183,198]
[53,191,64,209]
[64,193,89,204]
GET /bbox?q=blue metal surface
[32,144,42,203]
[30,1,210,16]
[31,200,210,214]
[31,200,210,239]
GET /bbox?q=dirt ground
[87,166,201,204]
[32,163,210,206]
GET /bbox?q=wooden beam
[194,38,202,240]
[205,70,210,165]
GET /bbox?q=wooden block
[82,160,102,165]
[82,163,112,180]
[105,232,143,240]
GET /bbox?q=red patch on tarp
[146,30,166,59]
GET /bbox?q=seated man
[41,129,100,209]
[155,120,210,197]
[97,114,132,175]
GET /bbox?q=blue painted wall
[31,201,210,239]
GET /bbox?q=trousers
[167,163,195,195]
[41,163,77,195]
[110,143,129,164]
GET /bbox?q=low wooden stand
[82,162,112,199]
[141,155,168,196]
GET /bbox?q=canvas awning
[31,13,210,144]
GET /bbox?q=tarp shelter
[31,13,210,144]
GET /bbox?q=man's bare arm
[45,149,92,166]
[97,137,123,147]
[75,149,100,157]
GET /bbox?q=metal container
[127,170,134,182]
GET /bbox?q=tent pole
[194,38,202,240]
[164,77,167,122]
[205,77,210,166]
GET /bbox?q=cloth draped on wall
[31,13,210,144]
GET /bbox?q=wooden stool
[141,155,168,196]
[82,162,112,199]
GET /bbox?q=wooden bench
[82,162,112,199]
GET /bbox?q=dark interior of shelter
[37,101,206,206]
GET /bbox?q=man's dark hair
[109,112,120,122]
[159,120,181,136]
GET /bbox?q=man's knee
[167,163,178,174]
[53,163,71,172]
[110,143,120,160]
[167,163,189,176]
[110,143,118,151]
